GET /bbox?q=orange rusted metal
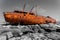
[3,10,56,25]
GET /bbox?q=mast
[22,2,26,11]
[30,6,34,13]
[30,5,38,16]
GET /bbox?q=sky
[0,0,60,23]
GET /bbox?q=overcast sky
[0,0,60,23]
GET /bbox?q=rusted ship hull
[4,12,56,25]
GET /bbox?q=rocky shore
[0,24,60,40]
